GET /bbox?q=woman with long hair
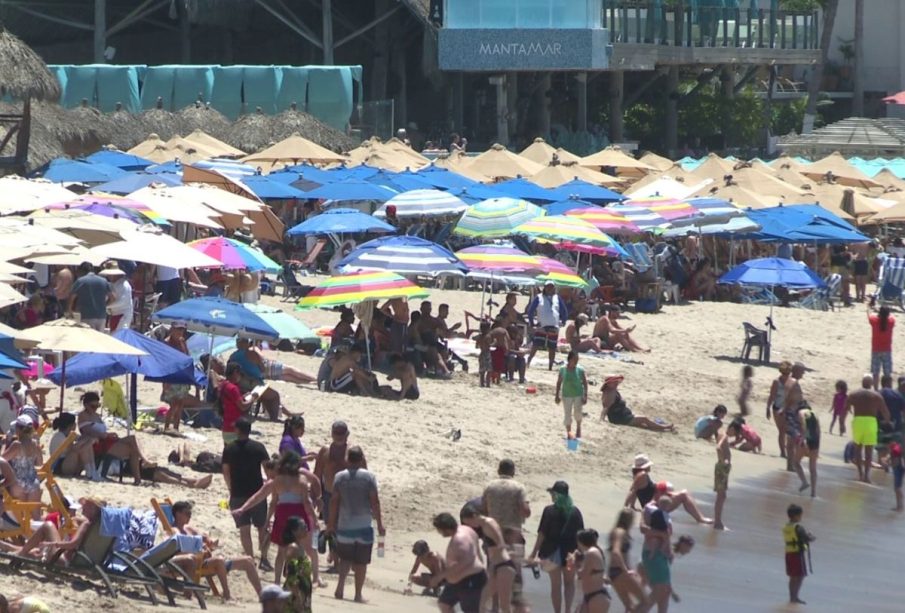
[2,418,43,515]
[868,304,895,388]
[766,361,793,462]
[49,412,99,480]
[460,503,515,613]
[608,509,650,612]
[573,529,610,613]
[528,481,584,613]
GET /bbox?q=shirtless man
[846,375,891,483]
[593,307,648,352]
[384,354,420,400]
[331,309,356,347]
[314,421,367,526]
[783,362,811,491]
[381,298,410,354]
[327,345,377,395]
[413,302,451,378]
[431,512,487,613]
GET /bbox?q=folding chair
[299,238,327,272]
[741,322,770,363]
[127,533,208,609]
[463,310,490,339]
[279,263,308,301]
[151,497,221,597]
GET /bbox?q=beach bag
[92,433,119,457]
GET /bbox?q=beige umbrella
[241,132,346,168]
[769,154,810,173]
[624,163,703,194]
[0,321,39,348]
[0,219,83,248]
[348,151,411,172]
[689,182,774,208]
[163,185,260,235]
[27,210,135,246]
[624,176,711,200]
[803,183,885,221]
[465,144,544,181]
[128,186,224,229]
[519,138,582,166]
[26,246,108,267]
[0,272,27,283]
[529,161,623,188]
[349,138,428,169]
[0,244,71,262]
[870,169,905,192]
[701,164,808,203]
[162,135,220,164]
[0,176,75,215]
[182,129,246,158]
[864,199,905,224]
[422,153,488,181]
[183,165,261,201]
[799,152,882,189]
[0,261,33,274]
[580,146,655,175]
[89,227,223,269]
[688,153,736,179]
[128,133,175,163]
[637,151,675,172]
[0,283,27,308]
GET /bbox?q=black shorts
[438,571,487,613]
[229,497,268,529]
[853,260,869,276]
[155,277,183,305]
[335,540,373,565]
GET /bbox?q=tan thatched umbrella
[270,104,355,152]
[799,152,882,189]
[138,98,187,141]
[241,132,347,170]
[520,138,581,166]
[178,103,232,141]
[105,107,146,151]
[580,146,654,175]
[0,26,61,172]
[637,151,674,172]
[466,143,544,181]
[60,103,113,158]
[183,129,245,158]
[228,108,274,154]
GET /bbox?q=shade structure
[465,144,544,180]
[287,208,397,236]
[90,172,183,195]
[0,177,76,215]
[580,146,655,173]
[513,215,628,257]
[565,207,642,235]
[550,179,625,204]
[182,163,258,199]
[365,169,434,193]
[798,152,882,189]
[297,270,429,310]
[240,132,347,168]
[303,179,397,203]
[39,195,165,225]
[669,197,746,228]
[0,218,83,248]
[544,197,596,215]
[529,161,623,188]
[492,178,559,203]
[414,167,481,190]
[243,304,318,342]
[454,245,546,276]
[445,185,509,205]
[183,129,246,158]
[41,158,128,184]
[537,270,590,289]
[128,186,223,228]
[89,227,224,269]
[0,283,27,309]
[238,174,308,199]
[0,322,39,349]
[719,258,826,288]
[453,197,546,238]
[519,138,582,165]
[27,210,134,246]
[374,189,468,218]
[337,236,467,277]
[28,319,147,355]
[187,237,280,273]
[621,196,699,221]
[153,296,280,340]
[26,245,107,267]
[85,149,153,171]
[47,329,197,387]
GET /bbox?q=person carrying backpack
[798,406,820,498]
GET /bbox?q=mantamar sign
[439,28,610,71]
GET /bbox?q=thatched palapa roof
[178,102,232,141]
[0,26,60,101]
[0,103,64,169]
[227,105,353,156]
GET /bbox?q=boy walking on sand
[783,504,815,605]
[713,422,731,530]
[555,351,588,440]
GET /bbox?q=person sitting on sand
[0,593,51,613]
[172,500,263,601]
[382,354,419,400]
[412,301,452,379]
[331,309,356,348]
[624,454,712,524]
[327,344,377,396]
[694,405,728,441]
[601,375,675,432]
[728,417,762,453]
[49,412,101,481]
[564,314,603,354]
[407,539,445,596]
[592,307,649,352]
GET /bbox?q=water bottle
[377,536,385,558]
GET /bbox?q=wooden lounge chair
[127,533,208,609]
[299,238,327,272]
[151,497,221,597]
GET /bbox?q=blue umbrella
[338,235,467,277]
[550,179,625,204]
[446,185,508,205]
[153,297,279,340]
[416,167,481,190]
[303,179,397,203]
[287,208,397,236]
[267,170,304,185]
[544,197,598,215]
[145,161,182,174]
[239,174,307,199]
[366,169,434,192]
[493,177,560,203]
[90,172,182,194]
[85,150,153,171]
[39,158,128,183]
[335,165,381,181]
[0,352,26,370]
[0,333,27,367]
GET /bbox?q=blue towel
[100,507,132,538]
[115,509,159,552]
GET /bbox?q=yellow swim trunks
[852,415,878,446]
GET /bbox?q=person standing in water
[555,351,588,440]
[737,365,753,416]
[766,361,792,464]
[868,304,895,388]
[783,363,811,492]
[713,421,731,530]
[846,375,891,483]
[783,504,815,605]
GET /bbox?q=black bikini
[636,476,657,506]
[607,532,632,581]
[478,527,517,576]
[583,588,610,604]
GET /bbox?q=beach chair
[796,274,840,312]
[741,322,770,363]
[463,310,490,339]
[738,285,780,305]
[126,533,208,609]
[278,262,307,301]
[874,256,905,311]
[299,238,327,273]
[151,497,221,597]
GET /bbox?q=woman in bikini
[766,361,792,461]
[460,503,515,613]
[565,314,603,353]
[608,509,650,613]
[573,529,610,612]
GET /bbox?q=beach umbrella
[337,236,467,277]
[127,186,223,229]
[513,215,628,257]
[297,270,429,310]
[243,304,318,343]
[466,144,544,180]
[453,197,546,239]
[415,167,481,190]
[190,158,258,180]
[374,189,468,218]
[85,149,153,171]
[26,245,108,267]
[445,185,508,205]
[492,178,560,203]
[0,177,75,215]
[182,129,246,158]
[90,172,183,195]
[365,169,434,193]
[718,257,826,346]
[240,132,347,169]
[187,237,281,274]
[798,152,882,189]
[550,179,625,204]
[89,227,224,269]
[238,174,308,200]
[39,158,128,184]
[565,207,642,235]
[0,323,39,350]
[454,245,546,277]
[621,196,699,221]
[580,146,655,174]
[519,138,582,165]
[303,179,397,203]
[27,210,134,246]
[153,296,280,340]
[680,197,746,224]
[38,196,166,226]
[0,283,26,309]
[544,197,597,216]
[287,208,397,236]
[529,162,623,188]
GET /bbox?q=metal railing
[602,2,819,50]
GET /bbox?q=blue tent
[90,172,182,194]
[287,208,397,236]
[39,158,128,183]
[550,179,625,204]
[544,197,598,215]
[493,177,559,203]
[239,174,307,199]
[416,167,481,190]
[302,179,397,203]
[85,150,153,171]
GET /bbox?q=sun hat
[603,374,624,388]
[99,267,125,277]
[632,453,653,470]
[259,584,292,602]
[78,496,107,508]
[14,415,34,429]
[63,496,82,512]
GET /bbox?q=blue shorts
[894,465,904,490]
[871,352,893,378]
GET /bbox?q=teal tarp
[172,65,215,110]
[140,66,176,110]
[62,65,98,108]
[306,66,353,132]
[210,66,244,120]
[95,65,141,113]
[276,66,309,112]
[242,66,280,114]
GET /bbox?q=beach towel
[100,507,133,538]
[102,378,129,420]
[115,509,159,552]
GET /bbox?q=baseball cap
[547,480,569,496]
[15,415,34,429]
[260,584,291,602]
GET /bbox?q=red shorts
[785,552,806,577]
[271,502,310,545]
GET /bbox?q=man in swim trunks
[413,301,452,378]
[431,512,487,613]
[783,362,811,492]
[846,374,891,483]
[482,459,531,612]
[328,345,377,395]
[380,297,410,354]
[526,281,568,371]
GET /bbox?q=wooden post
[94,0,106,63]
[852,0,864,116]
[507,72,519,141]
[538,73,552,139]
[322,0,334,64]
[453,73,464,132]
[609,70,624,143]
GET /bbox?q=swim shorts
[532,326,559,350]
[853,260,869,276]
[714,461,731,492]
[894,465,905,490]
[641,548,671,586]
[871,352,893,378]
[785,551,807,577]
[438,570,487,613]
[852,415,879,446]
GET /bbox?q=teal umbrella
[243,304,318,343]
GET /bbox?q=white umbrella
[89,227,223,269]
[128,187,224,229]
[0,283,27,309]
[373,189,468,218]
[0,177,75,215]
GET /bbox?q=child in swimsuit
[828,380,848,436]
[475,322,492,388]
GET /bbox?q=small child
[728,417,762,453]
[891,442,904,512]
[829,380,848,435]
[737,365,753,416]
[281,516,313,612]
[407,540,444,596]
[783,504,815,605]
[475,321,492,388]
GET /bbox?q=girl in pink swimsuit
[828,380,848,436]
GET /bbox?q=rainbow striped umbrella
[455,245,546,276]
[615,196,701,229]
[187,237,280,273]
[565,207,642,235]
[297,270,429,310]
[513,215,628,257]
[453,197,545,238]
[534,255,589,288]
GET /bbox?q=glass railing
[443,0,601,29]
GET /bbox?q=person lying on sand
[600,375,674,432]
[564,314,603,354]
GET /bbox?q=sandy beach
[3,284,903,612]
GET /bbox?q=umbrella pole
[58,352,66,414]
[769,284,774,349]
[480,278,487,318]
[130,373,137,433]
[205,334,215,393]
[365,326,372,371]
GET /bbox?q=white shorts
[562,396,584,427]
